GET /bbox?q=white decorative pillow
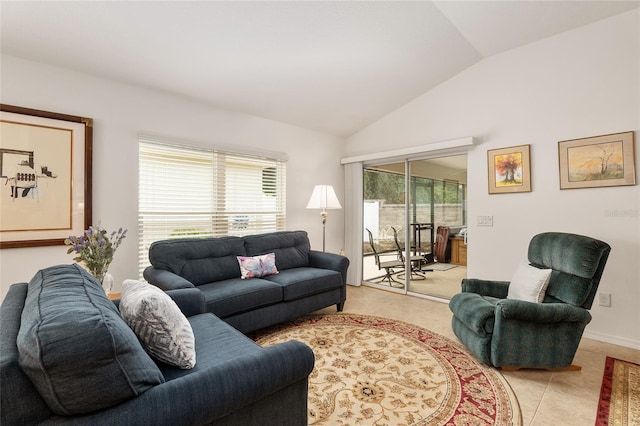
[237,253,279,279]
[507,262,552,303]
[119,280,196,369]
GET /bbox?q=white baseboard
[583,330,640,350]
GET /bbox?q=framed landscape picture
[487,144,531,194]
[558,131,636,190]
[0,105,93,248]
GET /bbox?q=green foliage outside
[169,228,212,238]
[364,169,464,205]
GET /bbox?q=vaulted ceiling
[2,1,638,137]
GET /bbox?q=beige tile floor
[362,253,467,300]
[315,285,640,426]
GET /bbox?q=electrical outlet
[599,293,611,307]
[477,216,493,226]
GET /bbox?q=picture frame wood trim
[0,104,92,249]
[487,144,531,194]
[558,131,635,190]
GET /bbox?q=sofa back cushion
[1,283,52,426]
[17,264,164,415]
[244,231,310,271]
[148,236,246,285]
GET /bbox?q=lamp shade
[306,185,342,210]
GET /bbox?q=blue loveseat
[144,230,349,333]
[1,264,314,425]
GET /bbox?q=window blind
[138,139,286,278]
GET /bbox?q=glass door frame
[361,154,468,301]
[362,160,408,293]
[361,159,416,294]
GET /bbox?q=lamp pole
[321,209,328,252]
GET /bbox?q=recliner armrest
[496,299,592,323]
[461,278,509,299]
[309,250,350,284]
[144,267,195,291]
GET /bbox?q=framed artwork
[558,131,636,190]
[487,144,531,194]
[0,104,92,248]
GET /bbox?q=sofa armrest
[496,299,592,324]
[461,278,510,299]
[165,288,206,317]
[144,267,195,291]
[57,341,315,425]
[111,288,204,318]
[309,250,350,284]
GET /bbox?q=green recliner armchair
[449,232,611,370]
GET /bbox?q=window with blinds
[138,139,286,278]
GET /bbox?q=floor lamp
[306,185,342,252]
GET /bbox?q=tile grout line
[528,372,554,425]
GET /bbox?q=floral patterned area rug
[252,313,521,426]
[596,356,640,426]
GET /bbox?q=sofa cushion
[237,253,279,279]
[17,265,164,415]
[160,313,261,381]
[1,283,52,426]
[119,280,196,369]
[244,231,310,270]
[264,268,343,301]
[198,278,283,318]
[148,236,246,285]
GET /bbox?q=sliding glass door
[362,155,468,299]
[362,162,406,289]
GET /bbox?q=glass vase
[101,272,114,296]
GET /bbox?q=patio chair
[366,228,404,288]
[391,226,429,280]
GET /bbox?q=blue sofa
[144,230,349,333]
[1,264,314,425]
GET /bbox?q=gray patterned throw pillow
[119,280,196,369]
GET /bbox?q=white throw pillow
[119,280,196,369]
[507,262,552,303]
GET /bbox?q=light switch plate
[599,293,611,307]
[477,216,493,226]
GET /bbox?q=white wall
[0,55,346,299]
[347,10,640,348]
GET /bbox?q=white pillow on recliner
[507,262,552,303]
